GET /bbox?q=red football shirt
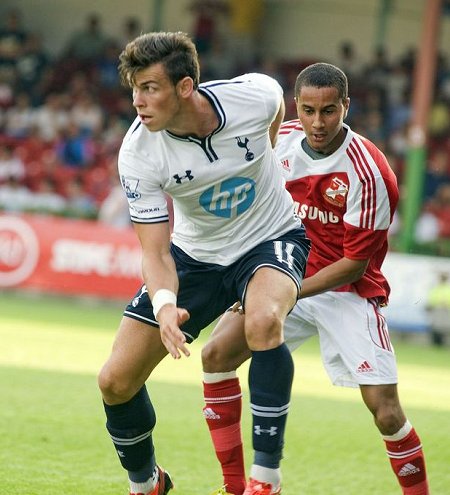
[277,120,399,304]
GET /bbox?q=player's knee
[98,366,137,404]
[245,309,283,349]
[202,340,231,372]
[373,404,405,435]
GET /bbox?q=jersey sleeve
[343,223,388,260]
[343,137,399,259]
[118,146,169,224]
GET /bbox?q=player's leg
[225,228,309,494]
[360,386,429,494]
[99,244,234,495]
[202,296,316,495]
[243,266,298,494]
[360,298,429,495]
[98,315,171,495]
[314,292,429,494]
[202,310,250,495]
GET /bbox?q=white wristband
[152,289,177,319]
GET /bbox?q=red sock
[203,378,246,495]
[384,427,429,494]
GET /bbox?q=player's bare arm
[299,256,368,299]
[269,98,286,147]
[134,221,190,359]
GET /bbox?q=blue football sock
[104,385,156,481]
[249,343,294,468]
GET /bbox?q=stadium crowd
[1,7,450,251]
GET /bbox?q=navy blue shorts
[124,227,310,343]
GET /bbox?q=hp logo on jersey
[199,177,255,218]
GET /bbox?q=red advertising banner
[0,213,143,300]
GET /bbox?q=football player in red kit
[203,63,429,495]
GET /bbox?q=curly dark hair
[294,63,348,102]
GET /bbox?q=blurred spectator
[388,124,409,158]
[30,175,67,214]
[336,40,364,88]
[426,271,450,346]
[363,109,386,148]
[428,95,450,142]
[386,62,410,108]
[15,32,50,100]
[95,40,122,90]
[3,91,34,138]
[14,126,52,167]
[101,114,128,152]
[69,91,104,135]
[0,72,14,108]
[29,148,64,189]
[0,8,28,83]
[364,46,391,94]
[440,66,450,101]
[387,88,411,134]
[65,175,97,218]
[431,183,450,239]
[398,46,416,76]
[66,70,92,101]
[200,35,235,80]
[32,93,69,142]
[423,149,450,200]
[83,156,116,203]
[113,93,136,127]
[0,142,25,183]
[56,121,95,169]
[414,201,440,244]
[119,16,143,48]
[63,13,109,63]
[0,175,32,212]
[189,0,227,56]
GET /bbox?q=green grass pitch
[0,291,449,495]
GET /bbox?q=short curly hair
[294,63,348,102]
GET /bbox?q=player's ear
[177,76,194,99]
[343,97,350,118]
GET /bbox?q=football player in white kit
[97,32,310,495]
[202,63,429,495]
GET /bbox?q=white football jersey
[119,73,301,265]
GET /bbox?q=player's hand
[157,305,191,359]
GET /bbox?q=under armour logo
[254,425,278,436]
[173,170,194,183]
[236,137,255,161]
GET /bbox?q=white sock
[203,371,237,383]
[250,464,281,490]
[382,419,412,441]
[129,467,158,494]
[129,479,153,494]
